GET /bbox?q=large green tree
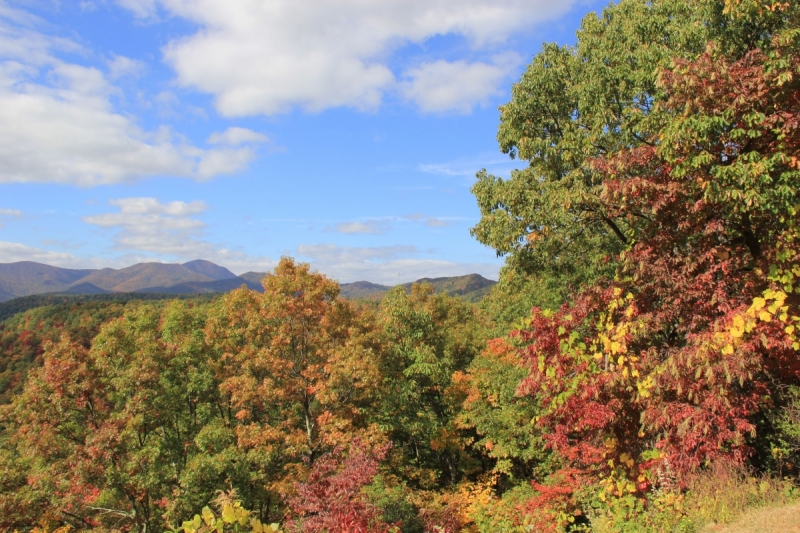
[470,0,794,277]
[465,0,800,530]
[375,284,487,490]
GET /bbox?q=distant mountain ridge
[0,260,259,302]
[339,273,496,302]
[236,273,496,301]
[0,261,496,303]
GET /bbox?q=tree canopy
[1,1,800,532]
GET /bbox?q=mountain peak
[182,260,237,280]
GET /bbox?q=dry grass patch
[701,502,800,533]
[684,462,797,528]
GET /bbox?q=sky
[0,0,608,285]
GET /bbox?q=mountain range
[338,274,496,302]
[0,260,263,302]
[0,261,496,303]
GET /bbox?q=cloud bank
[0,10,266,186]
[117,0,574,115]
[82,197,275,273]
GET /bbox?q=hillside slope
[182,259,237,280]
[74,263,215,292]
[0,262,95,299]
[137,278,262,294]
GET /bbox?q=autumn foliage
[286,440,395,533]
[1,1,800,532]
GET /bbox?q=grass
[701,502,800,533]
[589,462,798,533]
[683,462,797,528]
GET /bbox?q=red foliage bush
[287,440,395,533]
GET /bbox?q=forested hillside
[0,0,799,532]
[0,294,217,404]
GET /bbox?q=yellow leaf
[752,297,766,311]
[722,344,735,355]
[222,504,236,523]
[731,327,743,338]
[786,325,796,336]
[202,507,215,526]
[759,310,772,322]
[733,315,745,328]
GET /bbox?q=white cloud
[425,217,451,227]
[0,208,22,216]
[115,0,159,19]
[108,55,145,79]
[296,243,500,284]
[195,148,258,179]
[0,15,260,186]
[402,213,453,227]
[400,53,521,113]
[207,127,270,146]
[0,241,81,266]
[116,0,574,116]
[110,197,207,216]
[325,214,455,234]
[82,197,275,273]
[298,244,416,262]
[329,219,390,235]
[84,197,209,256]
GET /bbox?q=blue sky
[0,0,608,284]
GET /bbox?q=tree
[470,0,795,277]
[205,257,387,520]
[493,1,800,527]
[465,0,800,528]
[375,284,486,491]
